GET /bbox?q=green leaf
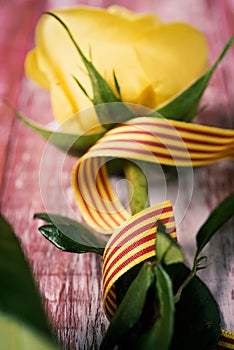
[34,213,106,255]
[73,76,92,101]
[175,194,234,303]
[47,12,133,127]
[155,36,233,122]
[38,225,104,255]
[137,264,174,350]
[0,214,53,339]
[166,263,221,350]
[156,230,184,265]
[100,262,154,350]
[13,107,104,157]
[196,193,234,258]
[113,70,121,98]
[156,220,167,233]
[0,314,58,350]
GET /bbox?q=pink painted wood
[0,0,233,348]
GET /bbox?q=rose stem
[114,160,149,306]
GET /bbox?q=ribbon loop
[72,116,234,233]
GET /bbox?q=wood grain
[0,0,233,349]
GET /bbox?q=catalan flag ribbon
[218,330,234,349]
[72,116,234,233]
[72,116,234,348]
[103,201,176,320]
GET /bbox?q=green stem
[124,160,149,215]
[174,255,208,303]
[174,266,196,304]
[115,160,150,307]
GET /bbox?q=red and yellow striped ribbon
[72,116,234,348]
[72,116,234,233]
[218,330,234,349]
[103,201,176,320]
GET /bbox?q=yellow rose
[25,5,208,133]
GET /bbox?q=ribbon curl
[72,116,234,233]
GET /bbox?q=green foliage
[0,214,55,344]
[13,106,104,157]
[34,213,106,255]
[0,314,57,350]
[137,264,174,350]
[100,263,154,350]
[195,193,234,258]
[174,195,234,303]
[156,229,184,265]
[166,263,220,350]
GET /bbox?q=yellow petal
[135,22,208,106]
[107,5,161,26]
[24,49,49,89]
[33,13,94,129]
[50,81,101,133]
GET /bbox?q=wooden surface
[0,0,234,348]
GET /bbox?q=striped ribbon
[72,116,234,348]
[218,330,234,349]
[72,116,234,233]
[103,201,176,320]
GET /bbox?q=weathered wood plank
[0,1,233,349]
[0,1,47,192]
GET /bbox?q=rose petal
[25,49,49,89]
[135,23,208,106]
